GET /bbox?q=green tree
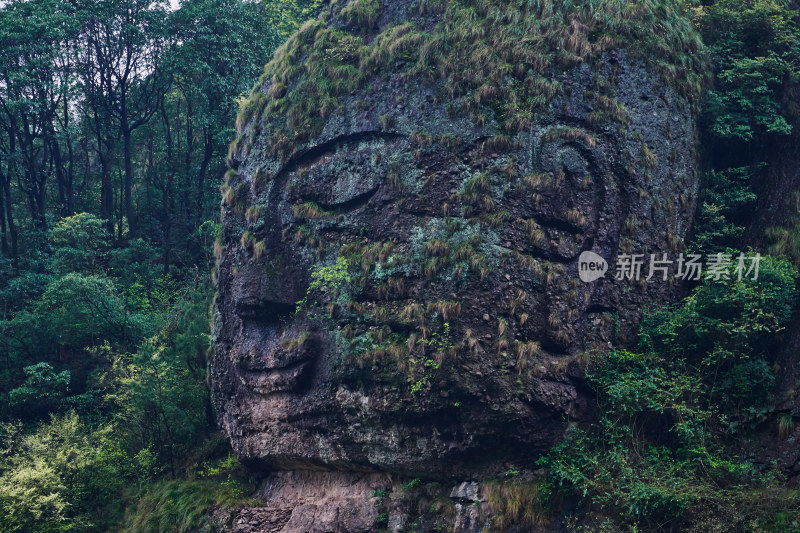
[0,0,329,525]
[0,0,81,232]
[36,273,130,353]
[50,213,110,276]
[0,412,128,532]
[690,167,758,255]
[77,0,170,237]
[262,0,327,41]
[8,363,70,417]
[699,0,800,148]
[642,252,796,369]
[110,289,213,477]
[135,0,283,273]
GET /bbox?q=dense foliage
[693,0,800,254]
[0,0,322,530]
[0,0,799,531]
[0,212,230,530]
[699,0,800,147]
[537,2,800,529]
[541,255,800,530]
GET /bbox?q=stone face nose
[235,325,318,372]
[232,253,308,311]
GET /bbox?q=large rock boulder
[212,0,703,482]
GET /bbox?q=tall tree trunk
[63,97,74,215]
[123,126,135,238]
[53,137,71,218]
[0,170,8,257]
[4,134,18,264]
[100,160,113,233]
[94,110,114,234]
[160,98,174,275]
[117,167,124,242]
[35,174,47,231]
[183,100,194,217]
[3,176,17,264]
[23,170,47,231]
[18,133,48,232]
[197,130,214,222]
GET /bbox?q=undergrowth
[539,252,800,531]
[120,478,254,533]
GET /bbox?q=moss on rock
[236,0,705,162]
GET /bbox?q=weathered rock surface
[205,472,493,533]
[211,0,704,528]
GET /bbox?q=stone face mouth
[235,301,294,323]
[232,300,320,396]
[240,359,313,395]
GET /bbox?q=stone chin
[211,4,700,479]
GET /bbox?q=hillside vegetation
[0,0,799,531]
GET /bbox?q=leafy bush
[107,238,161,293]
[541,252,799,529]
[690,167,758,255]
[699,0,800,144]
[642,252,796,363]
[108,289,213,475]
[8,363,71,417]
[36,273,130,351]
[49,213,110,276]
[0,272,54,314]
[0,412,128,532]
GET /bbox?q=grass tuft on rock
[233,0,706,164]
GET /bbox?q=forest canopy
[0,0,322,530]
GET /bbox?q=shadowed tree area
[0,0,323,530]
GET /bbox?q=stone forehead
[230,0,705,172]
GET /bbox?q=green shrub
[49,213,110,276]
[8,363,71,418]
[699,0,800,143]
[540,252,798,529]
[120,479,251,533]
[36,273,129,350]
[642,252,796,362]
[690,167,758,255]
[110,289,213,474]
[0,412,128,533]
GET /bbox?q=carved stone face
[212,3,699,477]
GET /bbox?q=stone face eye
[288,135,407,212]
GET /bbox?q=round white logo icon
[578,251,608,283]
